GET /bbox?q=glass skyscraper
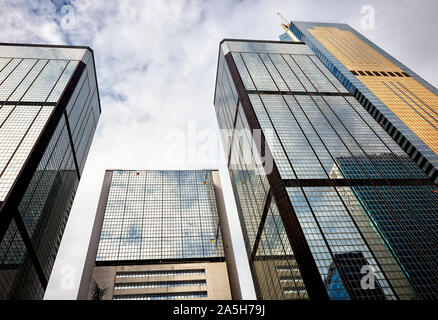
[214,39,438,300]
[0,43,100,299]
[281,21,438,184]
[78,170,240,300]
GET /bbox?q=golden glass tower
[281,22,438,184]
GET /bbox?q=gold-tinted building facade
[285,22,438,184]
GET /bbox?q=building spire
[276,12,300,42]
[277,12,290,26]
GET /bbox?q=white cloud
[0,0,436,300]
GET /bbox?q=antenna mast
[276,12,300,42]
[277,12,289,25]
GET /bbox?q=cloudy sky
[0,0,437,299]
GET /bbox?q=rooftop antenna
[277,12,290,26]
[277,12,300,42]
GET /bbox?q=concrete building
[0,43,100,299]
[78,169,241,300]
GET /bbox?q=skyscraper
[281,21,438,184]
[78,169,240,300]
[214,39,438,300]
[0,43,101,299]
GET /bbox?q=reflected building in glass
[78,169,240,300]
[281,21,438,184]
[214,39,438,300]
[0,43,100,299]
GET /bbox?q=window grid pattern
[18,116,78,280]
[0,58,38,100]
[116,269,206,278]
[96,170,224,262]
[0,51,94,202]
[114,280,206,290]
[0,44,99,300]
[0,105,54,200]
[287,187,395,300]
[0,57,11,71]
[214,52,306,299]
[0,221,44,299]
[247,95,295,179]
[222,41,314,55]
[213,52,238,160]
[21,59,68,102]
[228,107,271,253]
[301,24,438,168]
[8,60,49,101]
[214,40,438,300]
[250,92,429,181]
[0,45,87,61]
[254,198,308,300]
[113,291,208,300]
[267,54,305,92]
[230,49,347,94]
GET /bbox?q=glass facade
[115,269,206,278]
[214,39,438,300]
[0,44,100,299]
[78,169,235,301]
[284,22,438,184]
[96,170,225,262]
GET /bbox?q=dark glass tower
[0,43,101,299]
[281,21,438,184]
[214,39,438,300]
[78,170,240,300]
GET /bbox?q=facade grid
[286,22,438,184]
[214,39,438,300]
[96,170,224,262]
[0,43,101,299]
[79,169,237,300]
